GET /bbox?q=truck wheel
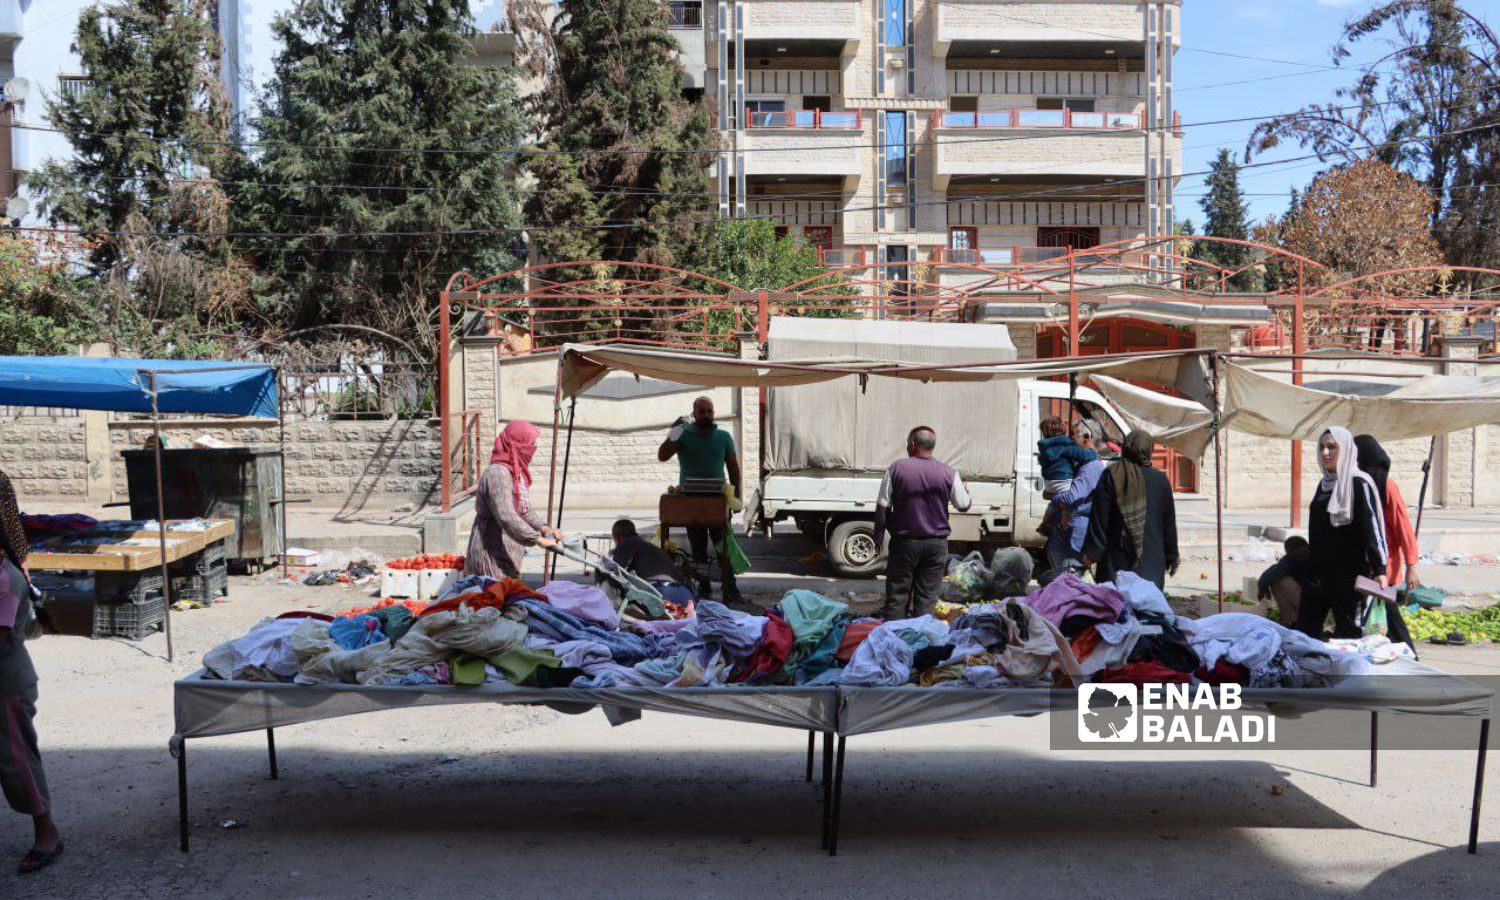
[827,520,884,578]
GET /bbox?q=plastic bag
[1363,598,1390,637]
[716,531,752,576]
[942,552,990,602]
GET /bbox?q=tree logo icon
[1077,684,1138,742]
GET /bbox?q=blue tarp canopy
[0,357,278,418]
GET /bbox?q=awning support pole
[148,372,175,663]
[550,397,578,581]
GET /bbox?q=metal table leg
[805,731,815,782]
[1472,719,1490,854]
[820,732,833,848]
[1369,712,1378,788]
[829,736,847,857]
[172,736,189,853]
[267,728,279,780]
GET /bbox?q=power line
[12,80,1491,160]
[13,120,1490,241]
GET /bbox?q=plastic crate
[97,572,165,605]
[93,596,167,640]
[172,570,228,603]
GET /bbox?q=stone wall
[1,413,440,509]
[0,416,89,498]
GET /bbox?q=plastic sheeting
[173,671,838,738]
[0,356,278,418]
[837,658,1492,735]
[1224,362,1500,442]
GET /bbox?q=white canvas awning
[557,342,1213,399]
[1087,375,1216,458]
[1223,362,1500,442]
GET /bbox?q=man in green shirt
[658,396,742,599]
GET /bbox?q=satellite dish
[3,78,32,104]
[5,196,30,221]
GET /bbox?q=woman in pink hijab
[464,421,563,579]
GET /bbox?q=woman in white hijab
[1298,426,1389,639]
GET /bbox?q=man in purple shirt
[874,426,972,620]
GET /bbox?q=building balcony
[931,246,1070,268]
[819,247,868,268]
[935,0,1175,59]
[748,109,861,130]
[934,109,1142,131]
[744,1,862,47]
[931,113,1179,191]
[740,114,865,181]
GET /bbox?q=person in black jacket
[1297,427,1388,639]
[1257,536,1313,626]
[1084,430,1179,589]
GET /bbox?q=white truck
[753,317,1130,576]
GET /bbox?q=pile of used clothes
[203,570,1374,690]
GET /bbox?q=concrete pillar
[1435,336,1483,508]
[80,342,113,502]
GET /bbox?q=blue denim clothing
[515,599,667,665]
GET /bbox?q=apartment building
[667,0,1182,284]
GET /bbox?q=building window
[1038,226,1101,251]
[745,97,786,128]
[949,227,977,250]
[668,2,703,28]
[884,0,907,47]
[774,226,789,240]
[803,95,831,113]
[804,226,834,251]
[1036,98,1097,113]
[949,96,978,113]
[58,76,93,101]
[884,110,908,187]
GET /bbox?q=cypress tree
[1195,149,1256,291]
[242,0,527,354]
[518,0,716,267]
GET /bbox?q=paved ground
[6,532,1499,898]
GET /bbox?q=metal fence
[278,361,434,421]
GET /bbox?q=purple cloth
[875,456,960,543]
[634,617,696,637]
[1022,573,1127,628]
[540,580,619,630]
[0,559,21,629]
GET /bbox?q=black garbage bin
[121,446,284,566]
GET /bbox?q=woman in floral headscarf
[463,421,563,579]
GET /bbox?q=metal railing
[930,246,1072,267]
[818,247,868,268]
[278,363,434,420]
[932,109,1142,130]
[748,109,863,129]
[668,1,703,27]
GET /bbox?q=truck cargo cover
[765,318,1019,478]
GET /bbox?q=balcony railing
[748,109,863,130]
[818,247,868,268]
[931,246,1073,267]
[932,109,1142,130]
[668,1,703,28]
